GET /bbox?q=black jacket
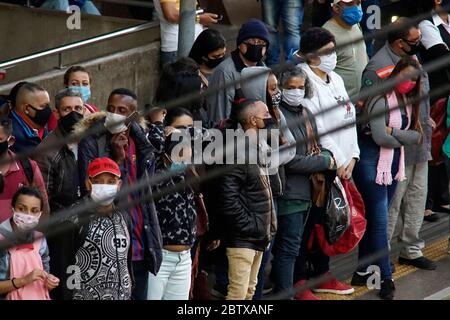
[279,101,332,201]
[216,158,274,252]
[33,124,83,300]
[76,112,163,276]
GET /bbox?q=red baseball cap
[87,157,121,178]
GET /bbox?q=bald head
[236,100,270,131]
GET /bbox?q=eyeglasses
[401,35,422,46]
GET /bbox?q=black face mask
[60,111,83,133]
[204,56,225,69]
[243,44,265,63]
[261,117,278,146]
[403,43,420,56]
[0,139,8,156]
[27,104,52,127]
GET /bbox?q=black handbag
[324,176,351,244]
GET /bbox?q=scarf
[375,92,412,186]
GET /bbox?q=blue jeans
[253,199,278,300]
[40,0,101,15]
[271,210,307,296]
[160,51,178,69]
[353,137,400,281]
[261,0,304,66]
[147,249,192,300]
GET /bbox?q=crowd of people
[0,0,449,301]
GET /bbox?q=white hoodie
[300,63,360,168]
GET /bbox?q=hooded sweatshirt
[299,63,360,168]
[240,66,296,167]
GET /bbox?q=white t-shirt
[154,0,204,52]
[419,13,450,50]
[299,63,360,168]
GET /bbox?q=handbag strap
[301,108,321,155]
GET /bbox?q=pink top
[3,233,50,300]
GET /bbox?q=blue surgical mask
[341,5,363,26]
[170,162,188,172]
[69,86,91,103]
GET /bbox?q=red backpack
[308,179,367,256]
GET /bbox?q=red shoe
[293,280,321,300]
[313,274,355,295]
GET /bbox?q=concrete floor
[356,255,450,300]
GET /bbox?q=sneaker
[379,279,395,300]
[293,280,321,300]
[313,275,355,295]
[351,271,372,287]
[210,284,227,299]
[398,256,437,270]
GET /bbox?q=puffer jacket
[216,157,274,252]
[75,112,163,276]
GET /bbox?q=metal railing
[0,20,158,71]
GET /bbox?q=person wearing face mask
[0,116,49,226]
[0,187,59,300]
[240,67,296,300]
[147,130,197,300]
[207,19,270,125]
[323,0,368,98]
[352,57,423,300]
[32,89,85,300]
[67,157,132,300]
[298,28,360,182]
[46,66,99,133]
[361,19,436,262]
[213,99,275,300]
[189,29,227,83]
[9,82,51,154]
[77,88,162,300]
[63,65,99,114]
[272,66,347,299]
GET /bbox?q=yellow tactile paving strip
[316,237,450,300]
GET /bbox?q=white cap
[331,0,354,6]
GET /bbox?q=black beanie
[236,19,270,46]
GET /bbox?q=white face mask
[282,89,305,106]
[13,210,41,231]
[104,112,128,134]
[91,184,119,205]
[311,52,337,74]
